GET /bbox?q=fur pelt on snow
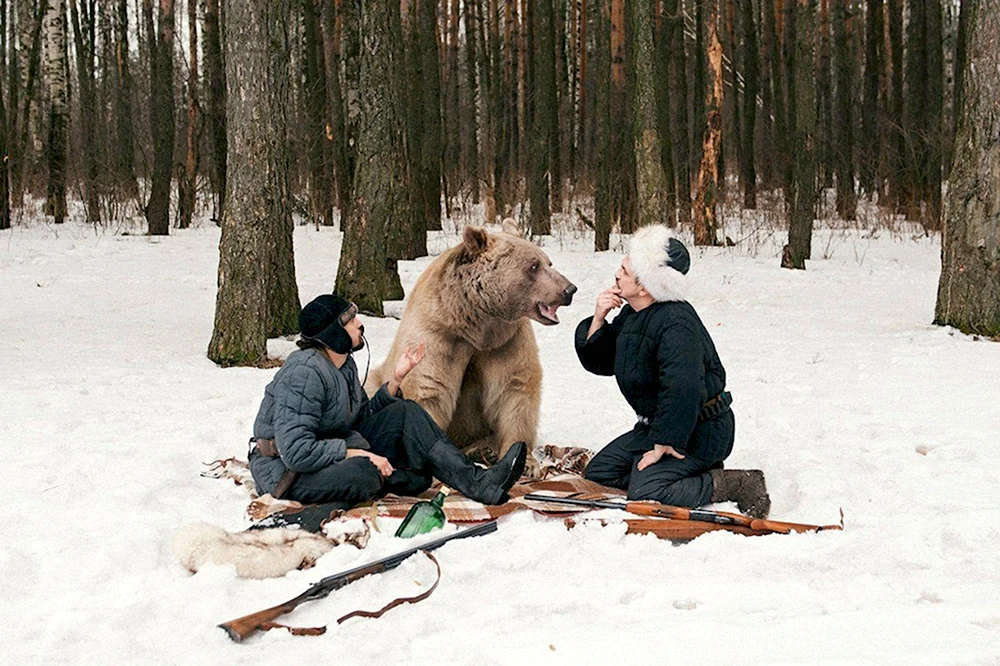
[173,519,370,579]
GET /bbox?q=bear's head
[456,225,577,325]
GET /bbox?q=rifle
[523,494,842,535]
[218,520,497,642]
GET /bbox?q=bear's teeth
[539,303,560,323]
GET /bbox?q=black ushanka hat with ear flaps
[299,294,356,354]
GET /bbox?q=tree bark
[693,0,722,247]
[816,0,832,188]
[860,0,882,194]
[934,1,1000,336]
[412,0,442,231]
[529,0,554,235]
[635,0,668,229]
[651,0,677,226]
[903,0,927,222]
[144,0,175,236]
[203,0,226,222]
[178,0,199,229]
[70,0,101,223]
[949,0,970,177]
[886,0,904,210]
[334,0,408,315]
[209,0,298,365]
[322,0,352,222]
[783,0,815,270]
[924,0,943,230]
[594,0,611,250]
[113,0,138,198]
[0,72,8,230]
[833,0,856,220]
[764,0,789,194]
[464,0,481,204]
[742,0,758,209]
[302,0,333,227]
[666,0,690,226]
[44,0,69,224]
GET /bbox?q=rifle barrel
[523,493,627,511]
[218,520,498,642]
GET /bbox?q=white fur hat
[628,225,690,302]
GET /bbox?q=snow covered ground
[2,215,998,664]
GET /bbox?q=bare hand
[594,287,624,321]
[636,444,685,471]
[392,341,426,383]
[346,449,394,477]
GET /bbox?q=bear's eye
[529,261,540,274]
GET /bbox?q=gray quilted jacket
[251,348,398,492]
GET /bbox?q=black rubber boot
[426,440,528,505]
[709,469,771,519]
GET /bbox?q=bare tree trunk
[693,0,706,168]
[860,0,882,194]
[693,0,722,247]
[742,0,758,209]
[302,0,333,227]
[529,0,554,235]
[335,0,407,315]
[322,0,351,222]
[443,0,459,209]
[816,0,832,188]
[45,0,69,224]
[413,0,442,231]
[209,0,298,365]
[178,0,199,228]
[925,0,943,230]
[903,0,926,222]
[949,0,970,177]
[935,1,1000,336]
[594,0,611,250]
[782,0,815,270]
[144,0,175,236]
[610,0,637,234]
[70,0,101,223]
[833,0,856,220]
[651,0,677,226]
[14,0,44,201]
[464,0,481,204]
[113,0,138,198]
[203,0,226,221]
[666,0,690,226]
[764,0,790,195]
[0,72,8,230]
[634,0,667,229]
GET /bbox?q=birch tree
[44,0,68,224]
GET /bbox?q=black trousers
[250,400,448,505]
[583,411,735,507]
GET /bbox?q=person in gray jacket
[249,293,527,506]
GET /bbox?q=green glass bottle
[395,487,451,538]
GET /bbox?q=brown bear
[365,225,576,475]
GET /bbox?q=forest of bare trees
[1,1,995,353]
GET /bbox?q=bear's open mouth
[536,302,561,325]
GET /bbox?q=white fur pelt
[628,225,687,302]
[173,523,334,579]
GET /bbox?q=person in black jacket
[249,293,527,507]
[575,225,770,518]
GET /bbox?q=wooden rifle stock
[218,520,498,642]
[523,494,842,535]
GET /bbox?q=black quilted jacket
[575,301,727,455]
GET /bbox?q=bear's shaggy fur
[365,225,576,473]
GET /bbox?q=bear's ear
[501,217,522,238]
[461,226,490,259]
